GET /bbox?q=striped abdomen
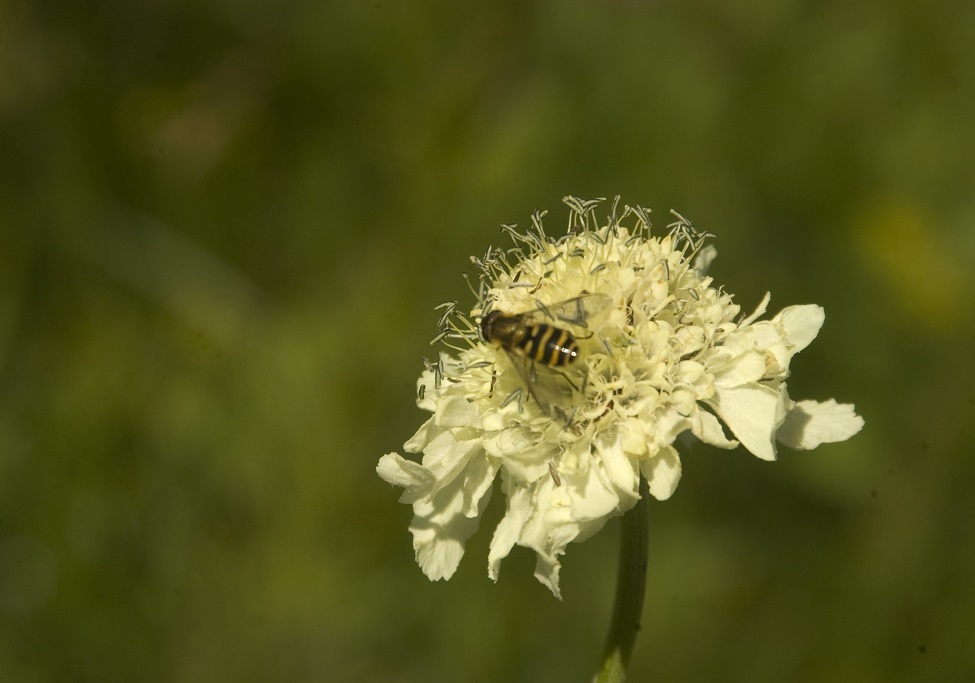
[481,310,580,367]
[519,323,578,367]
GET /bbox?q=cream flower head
[378,197,863,598]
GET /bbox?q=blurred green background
[2,1,973,681]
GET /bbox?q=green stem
[594,477,650,683]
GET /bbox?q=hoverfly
[480,293,612,415]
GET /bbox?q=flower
[378,196,864,598]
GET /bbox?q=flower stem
[594,478,650,683]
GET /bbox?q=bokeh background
[2,1,973,681]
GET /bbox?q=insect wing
[502,349,552,416]
[527,293,613,331]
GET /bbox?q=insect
[480,293,612,487]
[480,293,612,413]
[480,293,611,367]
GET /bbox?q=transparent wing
[503,349,552,416]
[524,293,613,330]
[502,349,576,421]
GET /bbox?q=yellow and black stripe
[521,323,578,367]
[481,309,582,367]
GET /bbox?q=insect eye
[480,311,498,340]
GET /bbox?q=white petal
[777,399,865,450]
[774,305,825,352]
[376,453,437,502]
[516,504,570,598]
[563,466,622,522]
[640,445,682,500]
[620,417,649,456]
[403,418,435,453]
[461,453,500,517]
[653,410,691,449]
[712,350,767,388]
[693,244,718,275]
[487,480,532,581]
[483,427,554,483]
[691,409,738,450]
[415,370,439,412]
[433,394,480,428]
[740,292,771,327]
[596,436,640,501]
[710,384,789,461]
[533,553,563,600]
[516,469,622,598]
[421,430,481,484]
[410,473,488,581]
